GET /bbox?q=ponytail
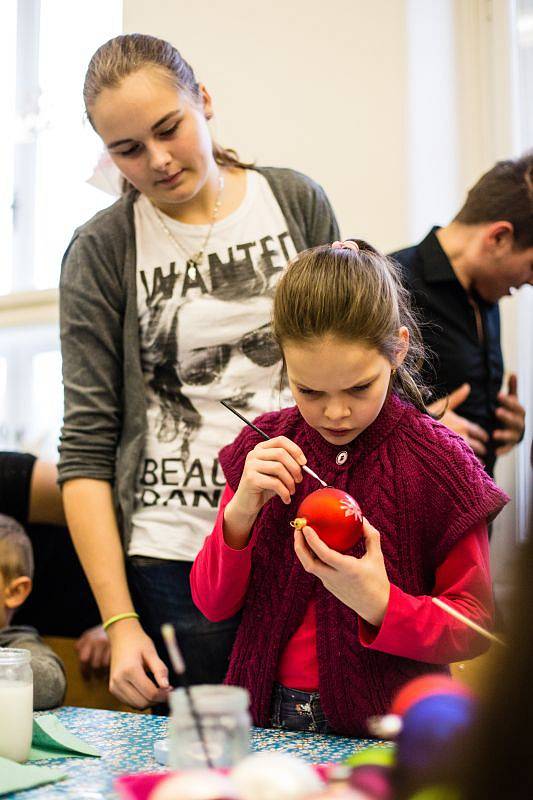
[273,241,435,415]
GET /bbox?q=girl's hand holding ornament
[291,487,363,552]
[224,436,306,549]
[293,517,391,627]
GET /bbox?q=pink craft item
[115,773,168,800]
[115,764,332,800]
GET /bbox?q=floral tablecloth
[5,706,390,799]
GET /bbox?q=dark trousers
[127,556,240,713]
[270,683,333,734]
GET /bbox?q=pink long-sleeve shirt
[191,485,493,691]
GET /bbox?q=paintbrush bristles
[161,623,186,674]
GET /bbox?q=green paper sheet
[344,744,396,767]
[0,755,65,797]
[28,714,101,760]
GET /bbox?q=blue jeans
[270,683,333,733]
[127,557,240,712]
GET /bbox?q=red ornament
[291,487,364,552]
[390,674,473,717]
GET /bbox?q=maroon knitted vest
[219,393,508,736]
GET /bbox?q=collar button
[336,450,348,466]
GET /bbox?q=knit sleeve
[218,409,296,491]
[400,411,509,568]
[58,226,125,485]
[219,427,260,493]
[301,175,340,246]
[254,167,340,251]
[57,194,141,488]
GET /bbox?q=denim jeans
[127,556,240,713]
[270,683,333,733]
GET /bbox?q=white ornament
[149,769,240,800]
[231,751,324,800]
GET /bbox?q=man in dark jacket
[392,153,531,475]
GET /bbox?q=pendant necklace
[151,171,225,280]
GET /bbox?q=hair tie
[332,239,360,252]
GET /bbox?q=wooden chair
[45,635,500,712]
[44,636,147,713]
[450,644,503,694]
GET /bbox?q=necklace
[151,172,225,280]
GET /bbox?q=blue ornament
[397,692,475,773]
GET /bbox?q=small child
[191,239,508,737]
[0,514,66,709]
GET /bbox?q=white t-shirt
[129,170,296,560]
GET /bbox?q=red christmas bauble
[291,487,364,552]
[390,674,473,717]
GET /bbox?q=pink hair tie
[332,240,360,252]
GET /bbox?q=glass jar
[0,648,33,762]
[169,685,250,770]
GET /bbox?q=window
[0,2,17,296]
[0,359,7,444]
[0,0,122,459]
[517,0,533,147]
[515,0,533,538]
[0,326,61,461]
[2,0,122,294]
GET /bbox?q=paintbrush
[431,597,506,647]
[220,400,327,487]
[161,623,214,768]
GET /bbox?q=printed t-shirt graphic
[129,170,296,560]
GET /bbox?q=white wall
[123,0,531,561]
[123,0,411,250]
[405,0,460,241]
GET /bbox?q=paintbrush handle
[220,400,327,487]
[161,624,214,767]
[431,597,506,647]
[220,399,270,440]
[184,685,213,769]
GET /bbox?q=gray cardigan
[58,166,339,548]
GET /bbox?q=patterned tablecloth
[5,706,390,799]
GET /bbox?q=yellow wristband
[102,612,140,632]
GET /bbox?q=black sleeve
[0,451,101,636]
[0,451,37,525]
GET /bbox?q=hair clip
[332,240,360,252]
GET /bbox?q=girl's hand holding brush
[223,437,307,550]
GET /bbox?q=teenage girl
[58,33,338,709]
[191,239,508,736]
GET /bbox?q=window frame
[0,0,122,457]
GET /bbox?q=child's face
[284,333,408,446]
[91,67,216,212]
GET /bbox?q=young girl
[58,33,338,709]
[191,239,508,736]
